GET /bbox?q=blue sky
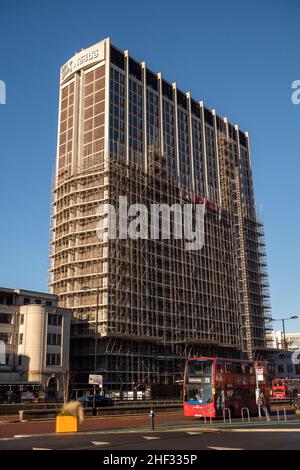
[0,0,299,332]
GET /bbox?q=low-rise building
[0,287,71,400]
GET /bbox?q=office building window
[48,314,63,326]
[46,353,61,366]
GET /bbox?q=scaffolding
[218,131,270,359]
[50,136,270,389]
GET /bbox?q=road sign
[89,374,103,387]
[256,367,264,382]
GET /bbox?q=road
[0,424,300,450]
[0,413,300,450]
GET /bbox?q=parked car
[77,395,114,407]
[21,391,35,403]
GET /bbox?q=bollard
[223,407,232,424]
[241,407,250,423]
[149,409,155,431]
[283,407,287,421]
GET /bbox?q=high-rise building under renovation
[50,38,271,390]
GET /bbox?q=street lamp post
[270,316,298,350]
[269,315,298,380]
[92,286,100,416]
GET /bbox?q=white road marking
[142,436,161,440]
[187,432,203,435]
[207,446,244,451]
[228,428,300,433]
[14,435,32,438]
[32,447,52,451]
[91,441,111,446]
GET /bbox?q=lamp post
[269,315,298,380]
[92,286,100,416]
[270,316,298,350]
[83,285,100,416]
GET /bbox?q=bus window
[187,360,212,378]
[185,386,213,404]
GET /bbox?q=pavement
[0,412,300,450]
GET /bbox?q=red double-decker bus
[272,378,300,399]
[183,357,269,418]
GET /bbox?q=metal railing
[223,407,232,424]
[204,410,213,424]
[276,407,287,421]
[241,407,250,422]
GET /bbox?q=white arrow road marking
[32,448,52,451]
[142,436,161,440]
[91,441,110,446]
[187,432,203,435]
[207,446,243,451]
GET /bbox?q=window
[20,314,24,325]
[0,312,11,324]
[46,353,61,366]
[278,365,284,373]
[46,301,52,307]
[23,298,30,305]
[48,314,63,326]
[35,299,41,305]
[19,333,23,345]
[110,46,125,70]
[47,333,62,345]
[0,333,12,344]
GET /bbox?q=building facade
[266,330,300,352]
[50,38,270,391]
[266,330,283,350]
[0,288,71,399]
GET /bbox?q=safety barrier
[18,401,182,422]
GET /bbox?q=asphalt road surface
[0,421,300,450]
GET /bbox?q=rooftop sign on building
[60,41,105,84]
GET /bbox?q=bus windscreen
[185,359,213,404]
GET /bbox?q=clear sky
[0,0,299,332]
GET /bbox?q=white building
[285,333,300,352]
[266,330,300,379]
[266,330,283,349]
[0,287,71,400]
